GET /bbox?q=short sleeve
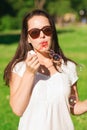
[62,61,78,86]
[67,61,78,85]
[12,61,26,77]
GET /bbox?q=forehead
[27,15,50,29]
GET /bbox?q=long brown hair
[3,9,75,86]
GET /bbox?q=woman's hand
[25,51,40,74]
[69,83,87,115]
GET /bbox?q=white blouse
[12,60,78,130]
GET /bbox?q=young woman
[4,9,87,130]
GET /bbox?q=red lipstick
[41,41,48,47]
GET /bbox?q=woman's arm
[10,54,40,116]
[69,83,87,115]
[10,71,35,116]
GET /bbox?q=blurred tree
[0,0,34,31]
[70,0,83,12]
[46,0,73,16]
[70,0,87,12]
[1,0,87,31]
[34,0,46,9]
[0,0,15,16]
[7,0,34,16]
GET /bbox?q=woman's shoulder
[67,60,76,68]
[13,61,26,69]
[62,60,77,73]
[62,60,78,85]
[12,61,26,77]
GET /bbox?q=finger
[26,54,33,62]
[26,53,38,63]
[29,55,39,65]
[26,59,40,73]
[27,51,36,58]
[34,62,40,70]
[26,55,39,68]
[30,58,40,68]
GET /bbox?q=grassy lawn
[58,25,87,130]
[0,24,87,130]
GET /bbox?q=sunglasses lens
[29,29,40,39]
[28,26,53,39]
[43,26,52,36]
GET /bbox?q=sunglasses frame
[28,26,53,39]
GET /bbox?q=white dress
[13,60,78,130]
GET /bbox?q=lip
[37,41,48,50]
[40,41,48,47]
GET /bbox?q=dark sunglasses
[28,26,53,39]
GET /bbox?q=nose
[40,30,45,38]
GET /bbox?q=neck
[35,50,50,63]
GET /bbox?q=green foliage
[70,0,87,12]
[0,0,34,31]
[46,0,74,16]
[0,0,15,17]
[7,0,34,12]
[0,15,20,31]
[0,0,87,31]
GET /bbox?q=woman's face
[27,15,52,52]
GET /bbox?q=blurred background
[0,0,87,31]
[0,0,87,130]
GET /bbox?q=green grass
[58,25,87,130]
[0,25,87,130]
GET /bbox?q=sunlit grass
[58,25,87,130]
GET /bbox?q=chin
[40,47,50,52]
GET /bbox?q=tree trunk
[34,0,46,9]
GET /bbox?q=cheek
[28,37,37,46]
[30,40,39,48]
[31,39,38,45]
